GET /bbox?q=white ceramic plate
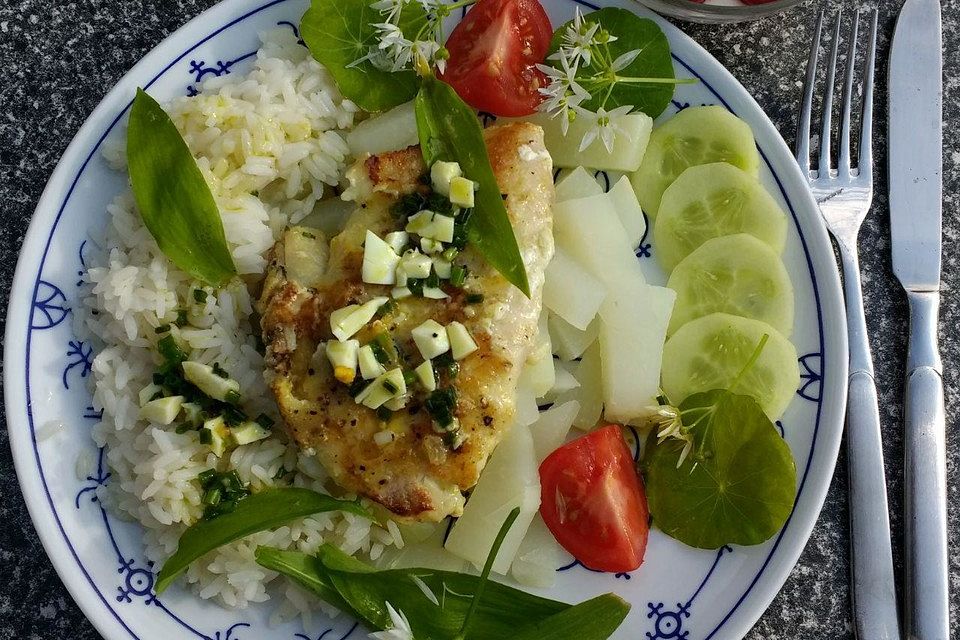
[4,0,847,638]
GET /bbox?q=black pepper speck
[2,1,959,638]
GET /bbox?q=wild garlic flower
[538,9,646,153]
[651,404,695,469]
[536,50,590,135]
[353,0,453,75]
[552,7,602,67]
[369,602,415,640]
[371,0,413,22]
[577,104,634,153]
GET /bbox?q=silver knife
[888,0,948,638]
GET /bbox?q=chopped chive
[254,413,275,429]
[224,389,242,406]
[175,422,193,434]
[402,369,417,386]
[150,391,164,402]
[300,231,316,239]
[193,289,208,303]
[157,335,187,366]
[154,324,171,334]
[449,265,467,288]
[222,403,246,426]
[347,378,369,398]
[273,465,288,480]
[407,278,424,297]
[203,487,222,506]
[197,469,217,487]
[369,341,390,366]
[375,299,398,319]
[465,293,485,304]
[441,246,459,262]
[376,406,393,422]
[425,270,440,289]
[212,362,230,379]
[382,380,399,394]
[198,429,213,445]
[175,310,189,327]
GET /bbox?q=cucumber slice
[632,106,760,217]
[661,313,799,420]
[654,162,787,272]
[667,234,794,336]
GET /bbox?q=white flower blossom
[576,104,634,153]
[413,39,444,74]
[551,7,601,67]
[536,50,591,135]
[371,0,412,21]
[611,48,641,73]
[369,602,415,640]
[372,21,415,71]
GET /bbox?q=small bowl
[635,0,807,23]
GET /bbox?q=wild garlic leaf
[415,76,530,296]
[643,389,797,549]
[155,488,370,593]
[126,89,236,286]
[300,544,569,638]
[511,594,631,640]
[300,0,426,111]
[548,8,676,118]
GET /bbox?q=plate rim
[3,0,849,638]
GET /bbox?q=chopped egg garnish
[446,321,478,360]
[384,230,409,254]
[361,230,400,285]
[358,344,386,380]
[448,176,476,208]
[423,287,449,300]
[430,160,462,195]
[326,339,360,383]
[415,360,437,392]
[432,257,453,279]
[420,237,444,254]
[139,395,184,425]
[391,286,412,299]
[329,297,388,341]
[412,319,450,360]
[356,368,407,409]
[399,249,432,279]
[406,210,455,243]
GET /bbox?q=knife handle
[904,290,949,640]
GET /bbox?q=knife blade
[889,0,942,291]
[888,1,948,638]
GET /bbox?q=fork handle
[904,290,949,640]
[839,248,901,640]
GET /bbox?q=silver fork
[796,11,901,640]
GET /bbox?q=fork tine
[858,9,878,177]
[818,13,843,175]
[837,11,860,176]
[796,11,824,170]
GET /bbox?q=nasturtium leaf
[643,389,797,549]
[415,76,530,296]
[548,8,676,118]
[126,89,236,286]
[155,488,370,593]
[300,0,426,111]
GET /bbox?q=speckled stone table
[1,0,958,637]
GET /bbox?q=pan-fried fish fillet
[258,123,554,521]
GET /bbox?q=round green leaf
[643,389,797,549]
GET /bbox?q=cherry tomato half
[441,0,553,117]
[538,424,649,573]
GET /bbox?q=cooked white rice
[80,29,402,624]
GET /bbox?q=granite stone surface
[0,0,957,637]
